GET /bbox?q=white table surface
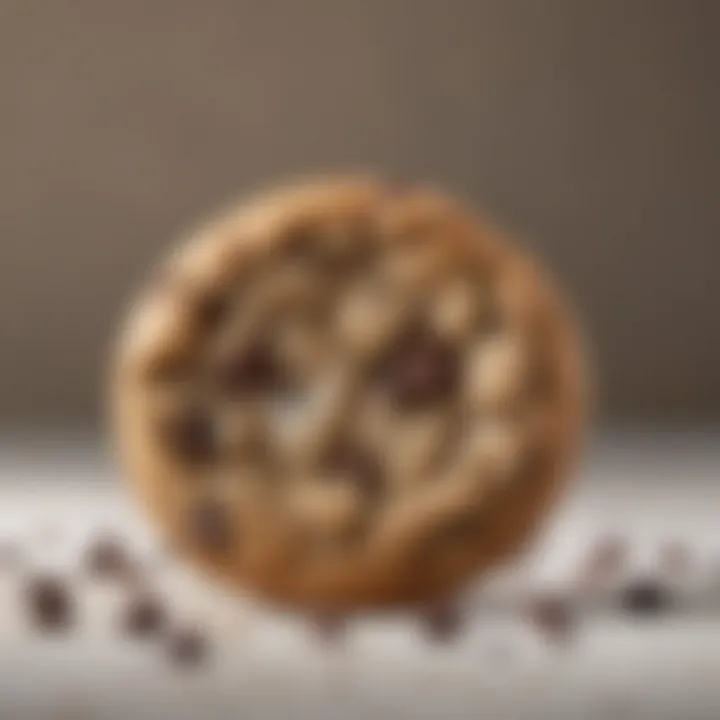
[1,430,719,720]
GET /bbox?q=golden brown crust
[110,177,588,612]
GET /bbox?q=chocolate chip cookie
[111,177,587,612]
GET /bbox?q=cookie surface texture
[111,177,587,611]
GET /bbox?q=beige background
[0,0,718,426]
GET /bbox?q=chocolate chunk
[157,406,215,465]
[215,340,285,397]
[527,594,576,643]
[193,291,228,331]
[24,574,75,631]
[166,626,209,668]
[121,592,166,638]
[322,442,383,499]
[191,500,234,555]
[375,326,459,410]
[620,578,674,617]
[85,534,137,582]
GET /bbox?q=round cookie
[110,177,588,613]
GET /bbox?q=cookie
[111,177,587,612]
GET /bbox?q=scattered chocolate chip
[526,593,576,644]
[166,626,209,668]
[157,406,215,465]
[375,325,459,410]
[322,442,383,499]
[24,574,75,631]
[620,578,674,617]
[85,534,137,583]
[215,340,285,397]
[423,602,464,643]
[191,500,234,555]
[121,592,166,638]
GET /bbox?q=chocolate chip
[423,603,464,643]
[526,594,576,643]
[193,291,228,331]
[375,326,459,410]
[121,592,166,638]
[322,442,383,499]
[85,534,137,583]
[620,578,674,617]
[191,500,234,555]
[24,574,75,631]
[166,626,209,668]
[157,406,215,465]
[215,340,285,397]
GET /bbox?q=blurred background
[0,2,719,719]
[0,0,718,429]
